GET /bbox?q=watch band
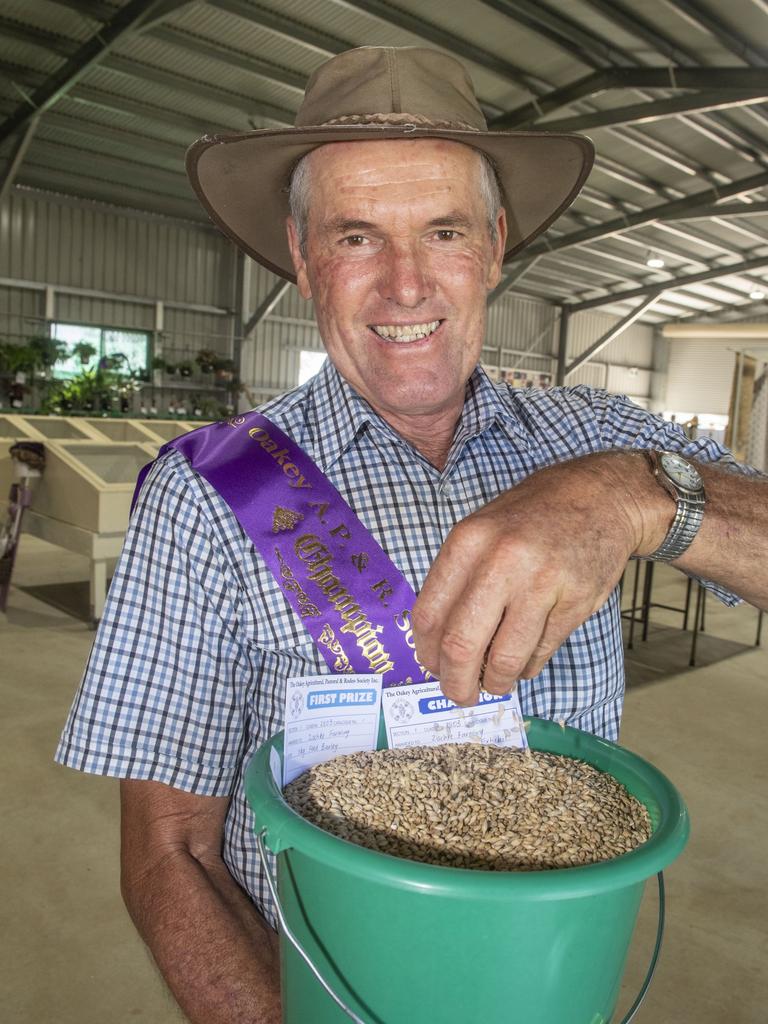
[645,451,706,563]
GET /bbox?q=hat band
[318,111,481,132]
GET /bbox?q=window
[51,323,150,379]
[298,349,326,386]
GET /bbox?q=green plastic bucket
[245,718,689,1024]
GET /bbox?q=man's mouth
[370,320,442,343]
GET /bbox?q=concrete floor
[2,536,766,1023]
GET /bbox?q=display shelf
[4,414,106,441]
[83,417,163,444]
[15,438,157,622]
[140,419,205,443]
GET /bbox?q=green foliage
[27,334,68,370]
[72,341,97,365]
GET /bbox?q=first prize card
[283,673,383,786]
[382,680,528,751]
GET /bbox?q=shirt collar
[305,359,531,472]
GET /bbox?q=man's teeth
[371,321,440,342]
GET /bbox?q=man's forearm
[668,460,768,610]
[122,847,281,1024]
[587,451,768,609]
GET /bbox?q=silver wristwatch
[644,450,706,562]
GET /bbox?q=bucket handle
[258,829,665,1024]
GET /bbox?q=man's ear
[286,217,312,300]
[486,206,508,292]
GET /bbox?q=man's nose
[377,242,433,307]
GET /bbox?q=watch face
[660,452,703,490]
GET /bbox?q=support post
[0,114,40,204]
[556,307,570,386]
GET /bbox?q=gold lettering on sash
[317,623,354,673]
[293,533,395,675]
[309,501,330,524]
[393,609,434,681]
[272,507,304,534]
[330,523,351,541]
[246,426,311,490]
[351,552,369,573]
[372,578,394,606]
[274,547,320,617]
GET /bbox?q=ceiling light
[646,254,665,269]
[749,288,765,301]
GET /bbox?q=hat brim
[186,124,594,282]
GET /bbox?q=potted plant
[195,349,217,373]
[178,360,193,378]
[72,341,97,366]
[27,334,67,377]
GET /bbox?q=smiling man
[56,46,768,1024]
[286,138,506,463]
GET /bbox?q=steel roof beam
[579,0,698,65]
[649,221,742,258]
[148,27,307,92]
[491,68,768,129]
[538,91,768,133]
[23,135,191,193]
[0,0,199,147]
[568,255,768,312]
[510,170,768,262]
[17,159,202,213]
[103,54,294,123]
[477,0,635,68]
[0,60,241,137]
[45,0,117,20]
[321,0,544,92]
[0,96,183,158]
[243,281,291,336]
[2,10,307,96]
[565,296,661,377]
[660,0,767,65]
[210,0,350,58]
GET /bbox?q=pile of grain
[283,743,651,870]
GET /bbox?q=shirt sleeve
[55,450,252,796]
[593,390,760,607]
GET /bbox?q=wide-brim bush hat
[187,46,594,283]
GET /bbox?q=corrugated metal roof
[0,0,765,324]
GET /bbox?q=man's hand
[412,452,669,706]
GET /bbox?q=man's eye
[344,235,367,246]
[436,230,458,241]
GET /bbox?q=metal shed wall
[1,189,658,408]
[664,338,738,416]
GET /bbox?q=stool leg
[690,584,705,667]
[641,561,654,642]
[756,610,764,648]
[628,560,641,650]
[683,576,693,632]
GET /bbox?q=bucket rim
[245,718,689,899]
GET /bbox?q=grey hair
[288,146,503,257]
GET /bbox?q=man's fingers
[430,583,510,706]
[412,523,493,675]
[517,602,594,680]
[477,600,554,696]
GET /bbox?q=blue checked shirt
[56,361,742,925]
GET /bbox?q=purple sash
[133,413,430,688]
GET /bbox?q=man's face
[286,139,506,421]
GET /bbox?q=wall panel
[1,188,232,307]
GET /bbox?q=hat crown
[295,46,488,131]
